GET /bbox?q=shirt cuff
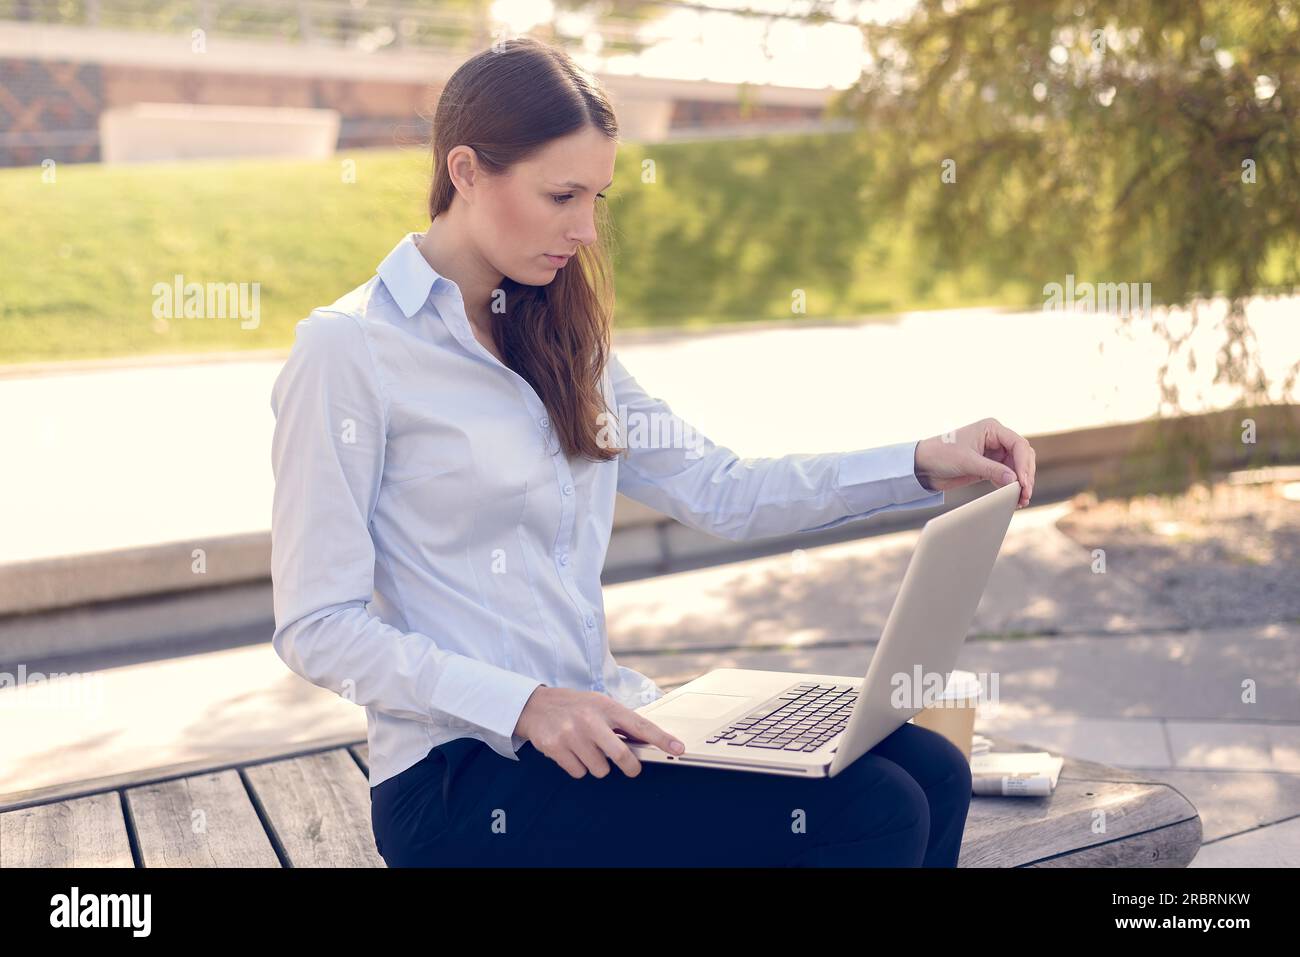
[435,655,544,762]
[836,439,943,512]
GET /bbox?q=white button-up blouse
[269,232,944,788]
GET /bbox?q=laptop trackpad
[653,693,749,720]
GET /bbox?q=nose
[567,205,599,249]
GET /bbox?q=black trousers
[370,721,972,867]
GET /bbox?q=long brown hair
[427,37,624,462]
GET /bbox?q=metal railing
[0,0,658,57]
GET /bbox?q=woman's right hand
[514,685,685,779]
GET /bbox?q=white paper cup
[909,670,982,761]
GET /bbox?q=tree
[835,0,1299,427]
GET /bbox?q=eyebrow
[551,178,615,192]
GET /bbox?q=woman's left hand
[914,418,1036,508]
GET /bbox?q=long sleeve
[269,309,543,761]
[606,352,944,542]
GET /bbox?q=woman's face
[468,125,617,286]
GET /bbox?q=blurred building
[0,0,844,167]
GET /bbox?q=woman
[269,37,1036,867]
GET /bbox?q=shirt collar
[376,231,452,319]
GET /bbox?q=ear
[447,145,480,201]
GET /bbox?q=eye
[552,192,608,205]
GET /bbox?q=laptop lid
[828,480,1021,777]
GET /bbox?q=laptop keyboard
[703,681,857,752]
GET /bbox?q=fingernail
[671,741,685,753]
[1003,470,1015,483]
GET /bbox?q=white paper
[970,751,1064,797]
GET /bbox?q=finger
[609,706,685,756]
[594,725,643,778]
[990,422,1033,505]
[569,715,616,777]
[570,734,613,778]
[963,447,1018,489]
[552,747,588,779]
[992,441,1036,498]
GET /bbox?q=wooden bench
[0,732,1200,867]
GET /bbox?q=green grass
[0,148,430,362]
[0,134,1060,364]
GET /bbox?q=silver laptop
[619,480,1021,777]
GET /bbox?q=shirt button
[539,416,549,428]
[563,484,574,495]
[585,615,595,628]
[558,554,569,566]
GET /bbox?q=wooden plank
[0,719,1200,869]
[0,731,368,814]
[960,733,1201,867]
[125,770,281,868]
[960,778,1198,867]
[243,749,383,867]
[1027,818,1203,867]
[0,792,134,867]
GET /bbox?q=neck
[416,213,503,335]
